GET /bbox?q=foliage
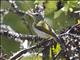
[1,36,20,58]
[0,0,80,60]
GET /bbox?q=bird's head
[27,11,44,23]
[31,13,44,23]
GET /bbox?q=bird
[27,5,59,40]
[27,3,62,59]
[28,11,60,42]
[27,9,62,59]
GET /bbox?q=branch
[0,24,47,42]
[9,39,53,60]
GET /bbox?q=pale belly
[33,26,51,38]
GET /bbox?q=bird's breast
[33,26,51,38]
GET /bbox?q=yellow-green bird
[27,10,60,41]
[27,8,62,43]
[29,8,60,57]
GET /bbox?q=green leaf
[45,1,57,15]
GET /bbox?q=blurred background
[0,0,80,60]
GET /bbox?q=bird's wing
[35,21,55,36]
[35,21,61,43]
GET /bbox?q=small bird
[27,10,62,51]
[28,12,61,59]
[27,4,62,59]
[27,6,61,43]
